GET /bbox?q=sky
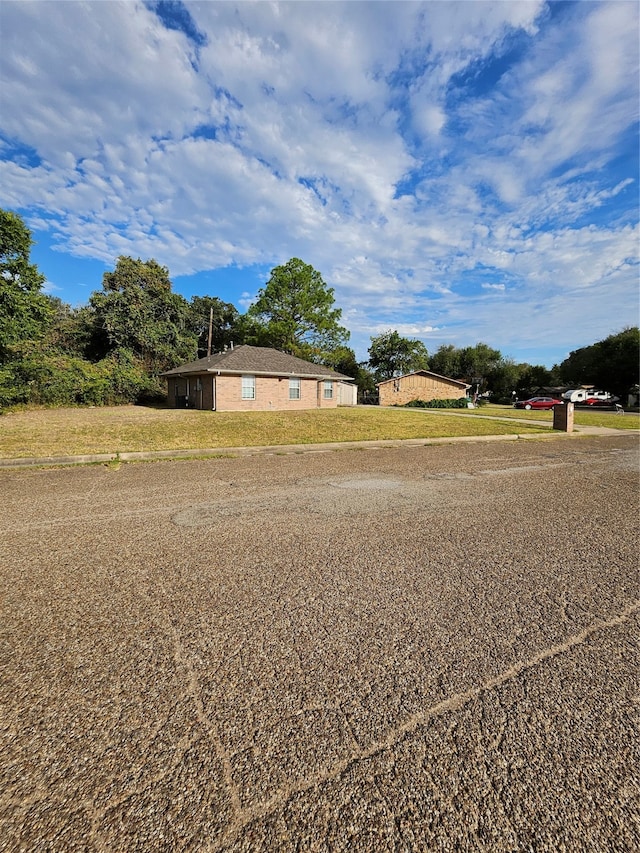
[1,0,638,367]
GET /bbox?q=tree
[429,344,462,379]
[559,327,639,398]
[0,209,52,359]
[324,345,376,397]
[368,330,429,381]
[458,343,502,384]
[515,363,555,398]
[428,341,502,395]
[43,297,99,358]
[246,258,349,360]
[483,358,522,402]
[187,296,241,358]
[90,256,197,372]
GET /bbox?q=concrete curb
[1,426,632,470]
[0,452,119,468]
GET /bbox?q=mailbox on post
[553,401,574,433]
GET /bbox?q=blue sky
[1,0,638,367]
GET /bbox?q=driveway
[1,435,638,851]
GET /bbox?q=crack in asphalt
[205,600,640,851]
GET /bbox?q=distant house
[377,370,470,407]
[163,345,354,411]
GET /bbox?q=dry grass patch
[0,405,549,459]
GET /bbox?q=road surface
[1,434,638,851]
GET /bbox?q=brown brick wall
[215,375,338,411]
[167,374,339,411]
[379,375,467,407]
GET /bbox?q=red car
[514,396,563,410]
[583,396,619,407]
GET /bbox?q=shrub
[404,397,472,409]
[0,363,28,408]
[96,350,160,404]
[0,347,168,409]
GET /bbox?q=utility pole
[207,307,213,357]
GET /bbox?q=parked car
[514,396,563,410]
[583,396,619,407]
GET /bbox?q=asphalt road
[1,435,638,852]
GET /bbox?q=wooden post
[207,307,213,357]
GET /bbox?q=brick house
[377,370,470,407]
[163,345,354,411]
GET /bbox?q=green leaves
[187,296,240,357]
[89,256,197,371]
[0,209,52,359]
[368,331,429,381]
[246,258,349,359]
[559,327,639,398]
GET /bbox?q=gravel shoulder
[1,435,638,851]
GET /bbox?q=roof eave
[166,367,350,380]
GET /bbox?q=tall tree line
[367,330,639,402]
[1,209,637,408]
[0,211,354,406]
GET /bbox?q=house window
[289,378,301,400]
[323,380,334,399]
[241,375,255,400]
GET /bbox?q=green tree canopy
[458,343,502,383]
[323,345,376,396]
[559,327,639,398]
[246,258,349,360]
[513,363,557,398]
[368,330,429,381]
[483,358,553,402]
[428,342,502,390]
[187,295,242,358]
[90,256,197,372]
[429,344,462,379]
[0,209,52,359]
[43,297,98,358]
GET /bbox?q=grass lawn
[0,404,553,459]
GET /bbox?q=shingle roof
[162,345,352,380]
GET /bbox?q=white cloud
[369,323,440,336]
[41,279,60,295]
[0,0,637,364]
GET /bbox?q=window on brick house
[242,375,255,400]
[289,378,301,400]
[323,380,334,399]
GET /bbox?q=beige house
[163,345,354,411]
[377,370,470,407]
